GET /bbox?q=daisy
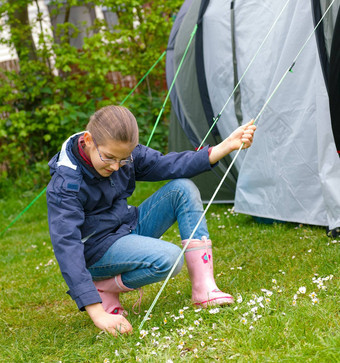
[241,317,247,324]
[140,330,148,338]
[178,328,186,336]
[309,292,317,299]
[152,339,159,347]
[292,300,297,306]
[236,295,243,303]
[298,286,306,294]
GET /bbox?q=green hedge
[0,0,182,187]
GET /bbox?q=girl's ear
[83,131,93,147]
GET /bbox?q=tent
[166,0,340,230]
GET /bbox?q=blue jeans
[88,179,209,289]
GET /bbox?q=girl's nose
[110,161,120,171]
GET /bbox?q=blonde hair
[86,105,139,146]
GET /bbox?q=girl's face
[84,132,135,177]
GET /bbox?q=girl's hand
[227,120,256,151]
[209,120,256,164]
[86,303,132,336]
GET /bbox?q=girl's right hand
[86,303,133,336]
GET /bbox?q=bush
[0,0,182,189]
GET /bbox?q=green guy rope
[0,186,47,238]
[146,24,198,147]
[120,50,167,106]
[0,51,168,237]
[139,0,336,330]
[198,0,292,150]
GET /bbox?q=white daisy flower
[298,286,306,294]
[311,298,319,305]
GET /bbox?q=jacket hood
[48,132,85,177]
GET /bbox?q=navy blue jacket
[47,133,215,310]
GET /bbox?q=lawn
[0,180,339,362]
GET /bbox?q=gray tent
[166,0,340,230]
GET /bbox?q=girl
[47,105,256,336]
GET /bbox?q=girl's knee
[169,179,201,201]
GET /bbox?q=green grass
[0,181,339,362]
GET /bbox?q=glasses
[92,137,133,166]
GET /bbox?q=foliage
[0,0,182,184]
[0,180,339,362]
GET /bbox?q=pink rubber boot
[182,236,234,307]
[93,274,133,316]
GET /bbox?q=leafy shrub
[0,0,181,191]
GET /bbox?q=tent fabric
[312,0,331,90]
[230,0,340,228]
[169,109,236,203]
[166,0,199,147]
[329,7,340,154]
[167,0,238,202]
[167,0,340,228]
